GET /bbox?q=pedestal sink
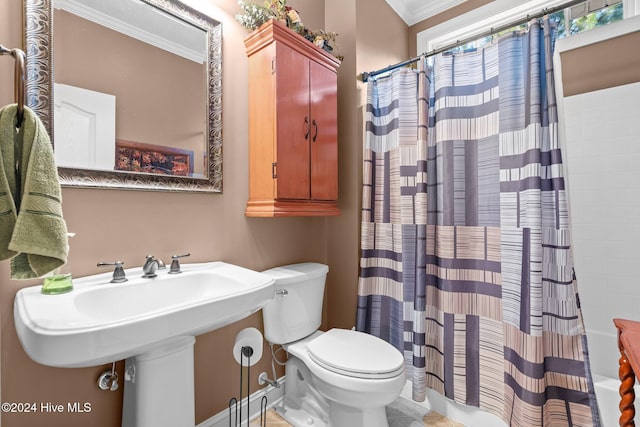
[14,261,275,427]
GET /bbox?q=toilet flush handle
[276,289,288,297]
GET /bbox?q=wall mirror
[24,0,222,192]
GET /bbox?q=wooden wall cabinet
[244,20,340,217]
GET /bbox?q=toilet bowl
[261,263,406,427]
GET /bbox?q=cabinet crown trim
[244,19,341,71]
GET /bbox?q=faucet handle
[97,261,128,283]
[168,253,191,274]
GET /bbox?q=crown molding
[385,0,469,26]
[54,0,206,63]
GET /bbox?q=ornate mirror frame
[24,0,223,192]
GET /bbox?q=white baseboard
[196,377,285,427]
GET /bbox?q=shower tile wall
[562,82,640,379]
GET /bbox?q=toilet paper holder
[229,328,267,427]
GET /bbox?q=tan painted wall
[1,0,637,426]
[559,31,640,96]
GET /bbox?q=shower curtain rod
[361,0,588,82]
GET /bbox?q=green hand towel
[0,104,68,279]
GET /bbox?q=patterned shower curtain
[357,19,600,427]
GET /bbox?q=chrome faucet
[142,255,164,278]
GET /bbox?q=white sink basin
[14,262,275,367]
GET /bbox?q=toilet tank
[261,263,328,345]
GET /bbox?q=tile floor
[249,397,464,427]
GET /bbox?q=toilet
[261,263,406,427]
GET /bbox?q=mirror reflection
[25,0,223,192]
[54,0,207,177]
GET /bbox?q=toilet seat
[306,329,404,379]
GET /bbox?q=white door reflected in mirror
[54,83,116,171]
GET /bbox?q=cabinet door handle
[304,117,310,140]
[312,119,318,142]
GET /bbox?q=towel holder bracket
[0,44,26,128]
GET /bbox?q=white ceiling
[385,0,469,26]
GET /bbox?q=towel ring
[13,49,25,127]
[0,44,26,128]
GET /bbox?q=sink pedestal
[122,336,196,427]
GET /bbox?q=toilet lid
[306,329,404,379]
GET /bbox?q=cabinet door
[309,61,338,201]
[275,43,310,200]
